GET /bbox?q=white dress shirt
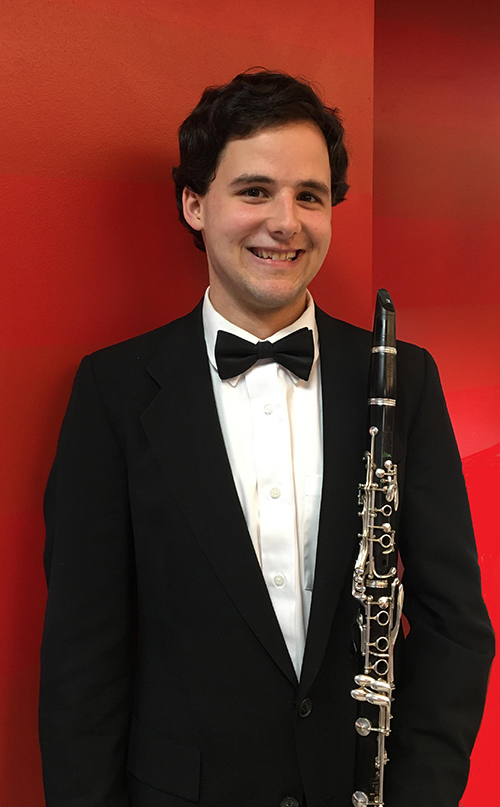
[203,289,323,676]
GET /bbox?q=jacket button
[280,799,299,807]
[299,697,312,717]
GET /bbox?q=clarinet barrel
[351,289,403,807]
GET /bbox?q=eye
[240,187,267,198]
[298,192,321,204]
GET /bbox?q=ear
[182,187,204,231]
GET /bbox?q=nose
[267,192,302,240]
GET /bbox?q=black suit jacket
[40,303,494,807]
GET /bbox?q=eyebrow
[229,174,331,198]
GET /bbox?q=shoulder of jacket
[86,302,203,373]
[315,306,428,360]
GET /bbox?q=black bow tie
[215,327,314,381]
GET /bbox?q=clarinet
[351,289,404,807]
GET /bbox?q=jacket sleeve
[39,355,134,806]
[384,348,495,806]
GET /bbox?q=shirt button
[270,487,281,499]
[274,574,285,587]
[299,698,313,717]
[280,799,299,807]
[264,404,274,415]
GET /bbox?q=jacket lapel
[299,309,370,695]
[140,304,297,687]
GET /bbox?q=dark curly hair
[172,69,349,251]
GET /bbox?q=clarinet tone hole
[375,637,389,652]
[376,611,390,626]
[373,659,389,675]
[379,534,392,549]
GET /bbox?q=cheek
[308,217,331,251]
[219,208,263,244]
[322,225,332,252]
[320,214,332,246]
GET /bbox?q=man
[40,71,494,807]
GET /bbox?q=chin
[245,285,302,311]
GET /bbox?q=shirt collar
[202,288,319,387]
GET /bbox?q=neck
[208,292,308,340]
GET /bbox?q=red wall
[374,2,500,803]
[0,1,374,804]
[1,1,497,803]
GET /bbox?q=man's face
[183,121,332,329]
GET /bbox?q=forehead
[214,122,331,185]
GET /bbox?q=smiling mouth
[248,248,303,262]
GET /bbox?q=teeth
[252,249,299,261]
